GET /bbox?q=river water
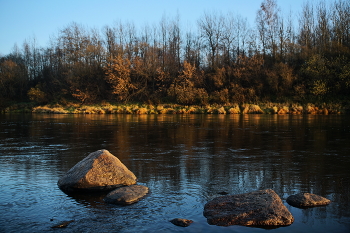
[0,113,350,233]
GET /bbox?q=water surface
[0,114,349,232]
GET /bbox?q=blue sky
[0,0,323,55]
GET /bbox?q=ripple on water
[1,114,350,232]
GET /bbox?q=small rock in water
[170,218,193,227]
[104,185,149,205]
[287,193,331,208]
[51,220,74,228]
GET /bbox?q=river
[0,113,349,232]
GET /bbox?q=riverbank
[2,102,349,114]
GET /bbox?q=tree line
[1,0,349,108]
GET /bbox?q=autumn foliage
[1,0,350,108]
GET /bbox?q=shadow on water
[64,191,108,209]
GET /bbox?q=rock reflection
[65,192,108,209]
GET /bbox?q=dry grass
[277,106,290,114]
[242,104,264,114]
[135,107,148,114]
[216,106,226,114]
[227,105,241,114]
[32,105,68,114]
[11,102,344,115]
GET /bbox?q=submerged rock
[58,149,137,193]
[203,189,294,227]
[286,193,331,208]
[218,191,229,195]
[170,218,193,227]
[104,185,148,205]
[51,220,74,228]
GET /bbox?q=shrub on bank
[32,105,68,114]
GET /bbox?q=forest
[0,0,349,110]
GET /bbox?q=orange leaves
[179,61,196,81]
[233,55,264,81]
[105,55,136,102]
[167,61,209,105]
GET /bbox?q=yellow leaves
[0,60,19,80]
[106,55,131,82]
[28,86,46,103]
[179,61,196,81]
[132,56,147,78]
[167,61,209,105]
[340,63,350,89]
[156,67,169,82]
[1,60,18,70]
[211,88,229,104]
[274,62,295,88]
[71,88,95,104]
[311,80,328,96]
[233,55,264,80]
[211,67,226,88]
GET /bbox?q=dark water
[1,113,350,233]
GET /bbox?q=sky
[0,0,324,56]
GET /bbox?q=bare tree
[104,25,117,59]
[256,0,280,59]
[198,11,225,69]
[315,1,331,54]
[298,1,315,58]
[331,0,350,54]
[234,15,251,57]
[184,30,201,68]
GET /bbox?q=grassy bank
[2,102,349,115]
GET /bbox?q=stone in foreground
[104,185,148,205]
[58,149,137,192]
[203,189,294,227]
[286,193,331,208]
[170,218,193,227]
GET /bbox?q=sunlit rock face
[204,189,294,227]
[287,193,331,208]
[58,149,137,193]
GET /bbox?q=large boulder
[203,189,294,227]
[104,185,149,205]
[58,149,137,192]
[286,193,331,208]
